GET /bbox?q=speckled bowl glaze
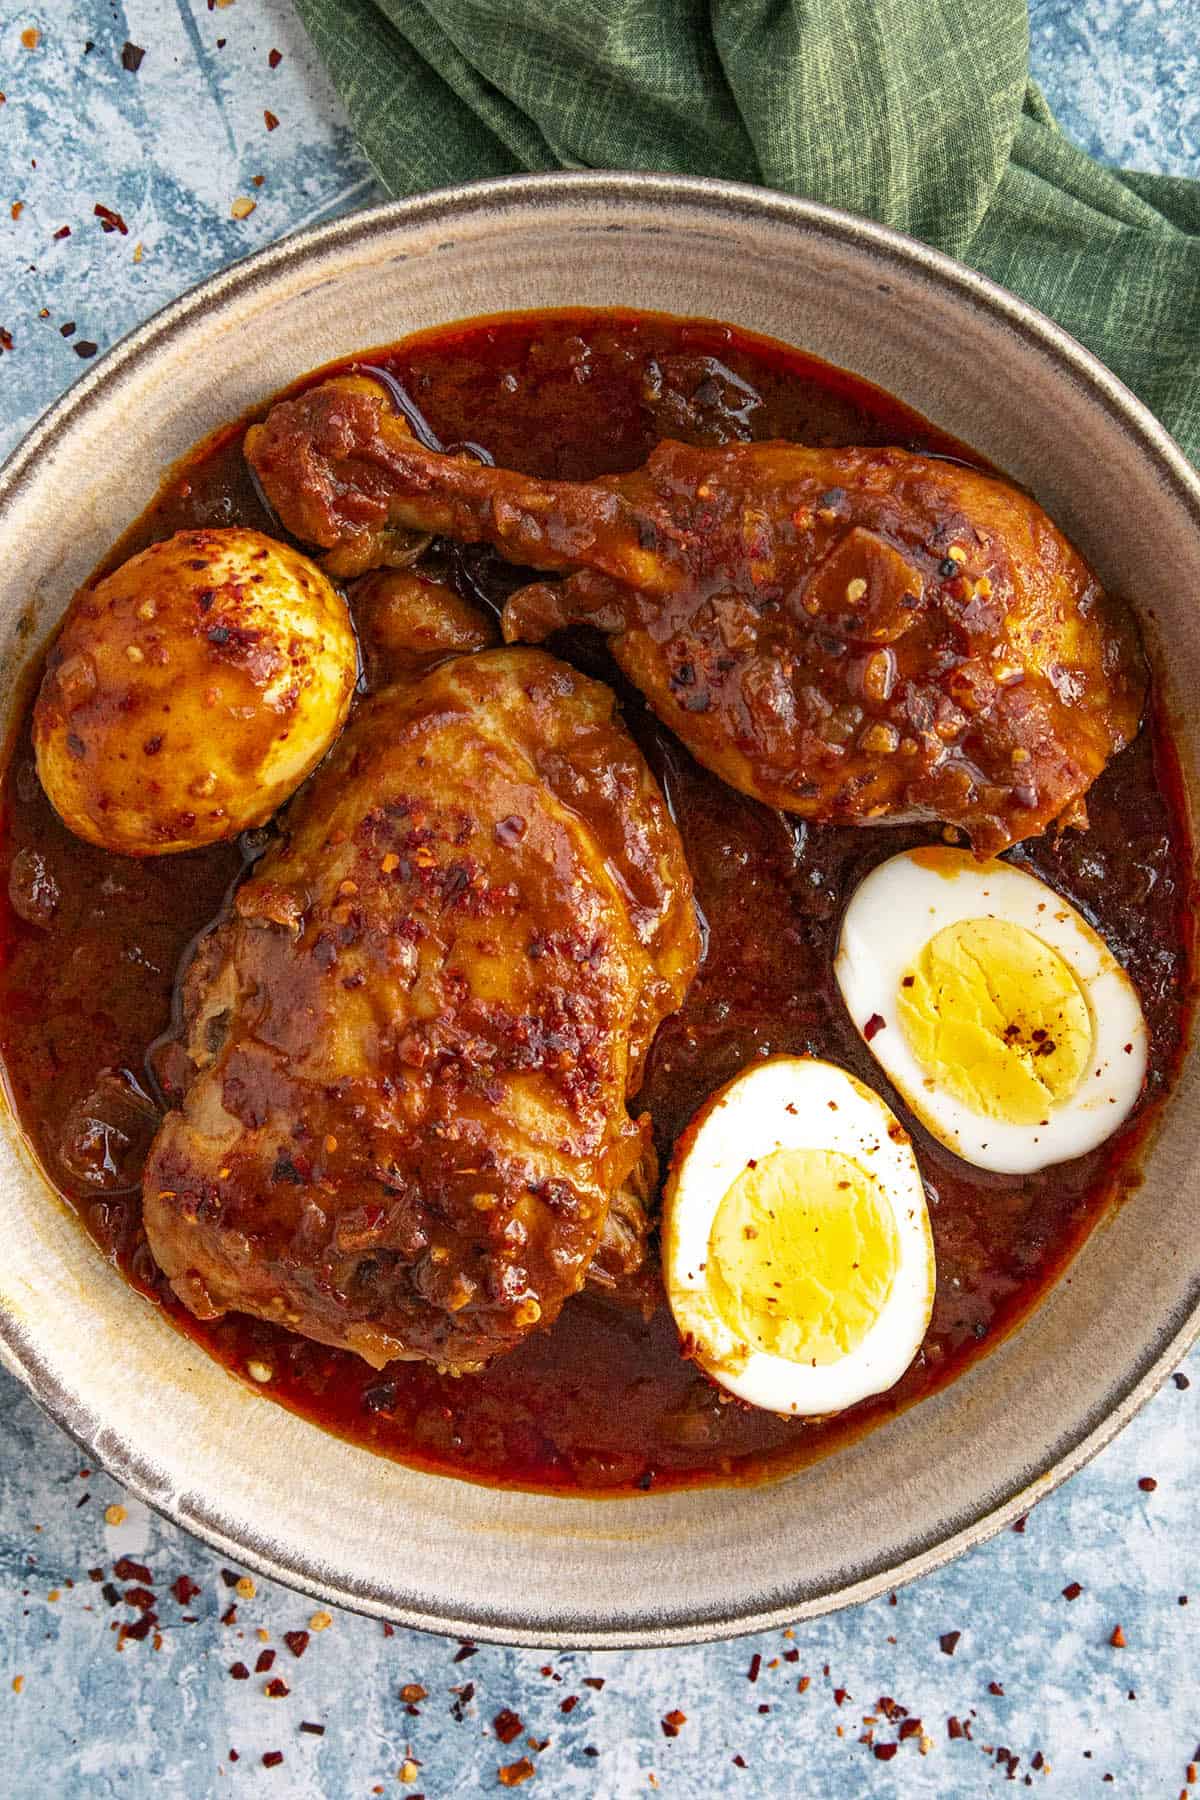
[1,174,1198,1649]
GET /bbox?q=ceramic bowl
[1,174,1197,1648]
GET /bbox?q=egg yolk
[707,1149,900,1365]
[897,917,1093,1124]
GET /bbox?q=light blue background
[1,4,1198,1794]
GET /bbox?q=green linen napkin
[295,0,1199,464]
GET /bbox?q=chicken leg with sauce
[247,377,1145,854]
[143,612,700,1373]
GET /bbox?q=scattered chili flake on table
[283,1630,309,1659]
[231,197,257,220]
[560,1696,578,1715]
[74,340,98,358]
[104,1504,127,1526]
[256,1650,276,1674]
[171,1575,201,1605]
[1062,1582,1083,1602]
[268,47,282,67]
[20,28,39,50]
[121,42,145,71]
[230,1662,250,1681]
[988,1681,1005,1696]
[264,109,279,131]
[400,1684,428,1705]
[661,1710,687,1737]
[874,1744,898,1761]
[235,1576,256,1600]
[265,1678,290,1698]
[10,202,22,220]
[498,1759,535,1789]
[52,225,71,240]
[863,1012,886,1041]
[1011,1515,1028,1534]
[939,1631,961,1655]
[308,1611,332,1632]
[1172,1372,1189,1390]
[261,1751,284,1769]
[582,1678,605,1691]
[12,1675,24,1694]
[1138,1476,1158,1492]
[493,1709,524,1745]
[94,203,128,235]
[299,1721,326,1736]
[747,1653,761,1682]
[1109,1625,1126,1648]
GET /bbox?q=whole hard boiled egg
[662,1056,935,1417]
[34,527,358,856]
[835,846,1147,1175]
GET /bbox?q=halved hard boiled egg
[835,847,1148,1175]
[662,1056,935,1416]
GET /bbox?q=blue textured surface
[2,4,1199,1795]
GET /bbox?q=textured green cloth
[295,0,1200,463]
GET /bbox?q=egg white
[835,848,1148,1175]
[662,1056,935,1416]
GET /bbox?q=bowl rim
[2,168,1199,1649]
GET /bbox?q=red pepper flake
[20,27,40,50]
[400,1683,428,1705]
[782,1648,799,1663]
[268,47,282,67]
[265,1678,290,1698]
[283,1631,309,1659]
[94,203,128,236]
[113,1557,152,1584]
[988,1681,1005,1696]
[230,1662,250,1681]
[1061,1582,1083,1602]
[939,1631,961,1655]
[1138,1476,1158,1492]
[661,1710,687,1737]
[171,1575,201,1605]
[1173,1372,1189,1389]
[228,1750,239,1763]
[560,1696,578,1714]
[52,225,71,240]
[747,1653,762,1683]
[1011,1514,1028,1534]
[88,1568,103,1583]
[497,1760,535,1789]
[120,42,145,72]
[299,1722,325,1736]
[526,1736,549,1752]
[262,1751,284,1769]
[863,1012,886,1042]
[256,1650,276,1674]
[797,1676,811,1693]
[732,1754,747,1768]
[453,1641,478,1662]
[74,340,98,359]
[833,1689,849,1707]
[264,109,280,131]
[493,1709,524,1745]
[1109,1625,1126,1648]
[120,1613,157,1643]
[582,1677,605,1691]
[874,1744,898,1761]
[757,1703,770,1715]
[124,1586,156,1611]
[948,1716,965,1740]
[1031,1751,1044,1771]
[382,1623,395,1637]
[899,1719,923,1740]
[221,1605,238,1627]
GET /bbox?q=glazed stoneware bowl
[1,174,1198,1648]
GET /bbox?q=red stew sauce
[0,310,1193,1494]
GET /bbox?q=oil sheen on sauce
[0,310,1193,1494]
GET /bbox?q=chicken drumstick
[247,377,1145,853]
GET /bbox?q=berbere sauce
[0,310,1192,1493]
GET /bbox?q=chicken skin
[247,378,1145,853]
[143,643,699,1372]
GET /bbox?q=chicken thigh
[247,378,1145,853]
[144,644,699,1372]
